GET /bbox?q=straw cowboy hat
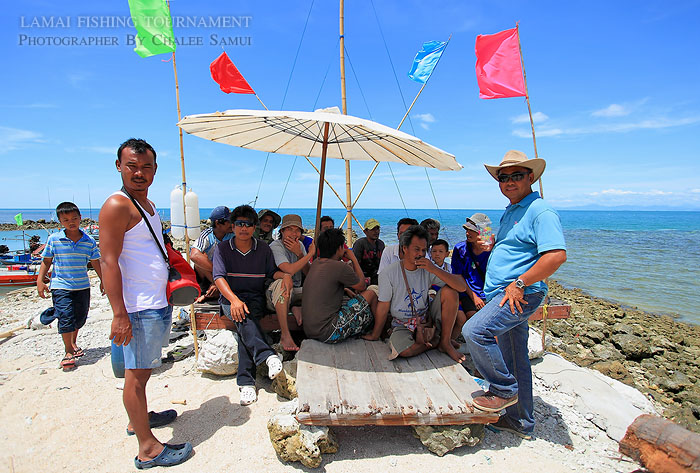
[484,150,546,183]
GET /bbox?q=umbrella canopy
[177,108,462,238]
[177,108,462,171]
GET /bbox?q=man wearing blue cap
[191,206,234,302]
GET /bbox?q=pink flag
[475,27,526,99]
[210,52,255,94]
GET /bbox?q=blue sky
[1,0,699,211]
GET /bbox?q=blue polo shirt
[41,229,100,290]
[484,192,566,301]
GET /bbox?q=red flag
[475,27,526,99]
[210,52,255,94]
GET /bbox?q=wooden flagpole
[516,23,544,198]
[167,0,198,361]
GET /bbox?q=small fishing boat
[0,267,41,287]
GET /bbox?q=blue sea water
[2,208,699,325]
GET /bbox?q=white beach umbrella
[177,108,462,235]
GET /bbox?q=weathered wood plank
[424,349,487,410]
[295,410,500,426]
[529,298,571,321]
[296,339,341,417]
[403,352,468,416]
[334,340,396,417]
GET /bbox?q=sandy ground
[0,279,651,473]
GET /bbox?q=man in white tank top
[100,139,193,469]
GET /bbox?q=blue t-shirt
[41,229,100,290]
[451,240,489,300]
[484,192,566,301]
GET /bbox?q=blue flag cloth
[407,40,447,84]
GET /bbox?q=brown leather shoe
[472,392,518,412]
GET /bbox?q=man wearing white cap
[463,150,567,440]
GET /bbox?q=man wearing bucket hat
[190,206,234,302]
[254,209,281,245]
[463,150,567,440]
[451,213,492,320]
[268,214,314,351]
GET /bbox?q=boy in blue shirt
[37,202,102,371]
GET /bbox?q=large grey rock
[196,330,238,376]
[268,413,338,468]
[412,424,484,456]
[591,343,624,362]
[272,359,298,400]
[611,333,652,360]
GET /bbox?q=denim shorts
[123,305,172,370]
[52,288,90,334]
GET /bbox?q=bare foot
[450,339,461,349]
[439,342,466,363]
[280,334,299,352]
[361,333,379,341]
[291,306,303,326]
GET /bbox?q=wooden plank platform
[296,338,499,426]
[529,298,571,321]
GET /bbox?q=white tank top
[113,191,169,313]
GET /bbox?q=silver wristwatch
[515,278,526,290]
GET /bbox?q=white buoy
[185,189,201,240]
[170,186,185,240]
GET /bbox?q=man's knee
[440,286,458,303]
[463,317,492,343]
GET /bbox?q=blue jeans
[123,305,173,370]
[463,290,544,434]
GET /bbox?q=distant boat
[0,266,42,287]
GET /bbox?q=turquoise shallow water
[2,208,699,325]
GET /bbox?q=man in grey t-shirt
[363,225,467,362]
[267,214,314,351]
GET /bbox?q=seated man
[364,225,467,362]
[190,206,234,302]
[377,217,418,275]
[420,218,441,245]
[352,218,385,285]
[302,228,378,343]
[254,209,281,245]
[268,214,314,351]
[213,205,286,406]
[451,213,492,320]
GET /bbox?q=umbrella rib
[375,134,439,168]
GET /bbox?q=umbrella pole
[314,123,331,240]
[339,0,353,245]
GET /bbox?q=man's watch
[515,278,526,290]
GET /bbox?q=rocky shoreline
[541,281,700,433]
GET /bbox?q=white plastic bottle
[170,186,185,240]
[185,189,201,241]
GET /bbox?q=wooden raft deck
[295,338,499,426]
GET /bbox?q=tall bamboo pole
[167,0,198,360]
[339,0,353,244]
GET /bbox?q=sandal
[60,355,76,371]
[73,347,85,358]
[126,409,177,436]
[134,442,193,469]
[239,386,257,406]
[266,355,283,380]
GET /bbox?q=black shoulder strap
[120,187,169,265]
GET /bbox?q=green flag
[128,0,177,58]
[14,213,23,226]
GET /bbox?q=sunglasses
[497,171,530,183]
[233,220,254,228]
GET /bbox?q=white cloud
[413,113,435,123]
[0,126,43,153]
[513,116,700,138]
[511,112,549,124]
[592,104,630,117]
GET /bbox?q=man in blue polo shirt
[37,201,102,371]
[464,150,567,440]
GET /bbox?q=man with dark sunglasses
[463,150,567,440]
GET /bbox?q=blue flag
[407,40,447,84]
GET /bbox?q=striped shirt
[41,229,100,290]
[192,227,234,260]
